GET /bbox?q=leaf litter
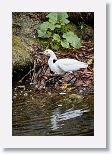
[18,41,94,95]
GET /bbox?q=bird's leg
[62,75,76,89]
[62,72,76,89]
[67,75,76,84]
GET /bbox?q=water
[12,83,94,136]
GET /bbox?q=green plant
[79,22,87,30]
[37,12,81,50]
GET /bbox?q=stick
[18,68,34,83]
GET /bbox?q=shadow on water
[12,83,94,136]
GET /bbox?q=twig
[18,68,34,83]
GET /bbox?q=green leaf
[47,12,58,23]
[71,38,81,48]
[60,19,70,25]
[48,23,55,30]
[58,12,68,19]
[61,40,70,48]
[38,30,51,38]
[47,12,69,25]
[40,22,56,31]
[38,30,46,37]
[55,24,61,28]
[63,31,81,48]
[45,31,52,38]
[39,22,50,31]
[57,13,70,25]
[52,34,61,42]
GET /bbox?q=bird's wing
[56,59,87,72]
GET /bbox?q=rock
[12,35,32,68]
[12,12,45,73]
[12,12,41,38]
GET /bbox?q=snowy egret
[43,49,88,75]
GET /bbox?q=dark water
[12,84,94,136]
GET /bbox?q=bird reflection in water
[50,107,90,130]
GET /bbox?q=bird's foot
[61,83,71,89]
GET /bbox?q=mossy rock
[12,12,47,38]
[12,35,32,69]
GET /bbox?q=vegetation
[37,12,81,50]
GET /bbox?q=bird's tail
[82,62,88,68]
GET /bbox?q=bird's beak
[39,50,48,56]
[40,50,48,55]
[39,52,44,54]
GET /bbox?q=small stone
[30,82,34,85]
[24,93,28,96]
[59,92,66,95]
[48,92,51,95]
[58,104,62,107]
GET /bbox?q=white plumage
[43,49,88,74]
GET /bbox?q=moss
[12,35,32,68]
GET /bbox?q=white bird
[43,49,88,75]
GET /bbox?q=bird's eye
[48,53,50,57]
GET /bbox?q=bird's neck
[51,52,57,60]
[48,56,57,67]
